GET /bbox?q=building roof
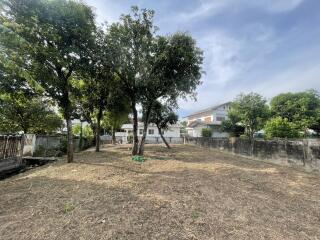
[185,102,231,118]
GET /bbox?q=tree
[231,93,269,141]
[107,7,203,155]
[270,90,320,135]
[147,101,178,149]
[264,117,300,139]
[73,124,93,139]
[221,110,245,137]
[201,128,212,138]
[1,0,96,162]
[138,32,203,155]
[0,93,63,134]
[102,92,131,144]
[106,7,156,155]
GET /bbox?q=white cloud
[176,0,305,22]
[257,0,305,13]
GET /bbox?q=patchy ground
[0,144,320,240]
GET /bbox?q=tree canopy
[1,0,97,162]
[270,90,320,134]
[230,93,269,140]
[0,93,63,134]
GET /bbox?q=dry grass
[0,144,320,240]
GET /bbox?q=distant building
[185,102,231,138]
[116,123,181,144]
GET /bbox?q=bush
[201,128,212,137]
[264,117,300,139]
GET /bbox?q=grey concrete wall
[186,137,320,171]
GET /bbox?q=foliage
[270,90,320,133]
[107,6,203,155]
[101,86,131,135]
[201,128,212,137]
[73,124,94,139]
[230,93,269,140]
[0,93,63,134]
[146,101,178,148]
[147,101,178,131]
[1,0,97,162]
[221,111,245,137]
[264,117,300,139]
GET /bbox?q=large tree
[1,0,96,162]
[107,7,203,155]
[230,93,269,141]
[270,90,320,135]
[138,33,203,155]
[106,6,156,155]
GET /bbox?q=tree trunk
[138,104,152,155]
[66,117,74,163]
[131,101,139,155]
[79,120,83,150]
[112,126,116,144]
[95,114,102,152]
[158,125,171,149]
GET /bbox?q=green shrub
[59,136,68,153]
[201,128,212,137]
[127,135,133,144]
[264,117,300,139]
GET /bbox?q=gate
[0,135,25,174]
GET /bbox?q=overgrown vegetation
[222,90,320,139]
[201,128,212,137]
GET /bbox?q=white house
[116,122,181,144]
[185,102,231,138]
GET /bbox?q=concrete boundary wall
[186,137,320,171]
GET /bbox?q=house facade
[116,123,181,144]
[185,102,231,138]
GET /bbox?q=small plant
[132,155,145,162]
[191,210,200,220]
[63,203,75,213]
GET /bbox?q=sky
[84,0,320,117]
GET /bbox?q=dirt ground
[0,144,320,240]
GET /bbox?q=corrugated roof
[185,102,231,118]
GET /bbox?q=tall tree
[230,93,269,141]
[107,7,203,155]
[146,101,178,149]
[270,90,320,135]
[1,0,96,162]
[107,6,156,155]
[138,33,203,154]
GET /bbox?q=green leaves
[230,93,269,139]
[264,117,300,139]
[270,90,320,132]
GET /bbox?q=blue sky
[85,0,320,117]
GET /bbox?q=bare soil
[0,144,320,240]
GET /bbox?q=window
[148,129,154,135]
[216,116,225,121]
[139,129,143,135]
[158,129,164,135]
